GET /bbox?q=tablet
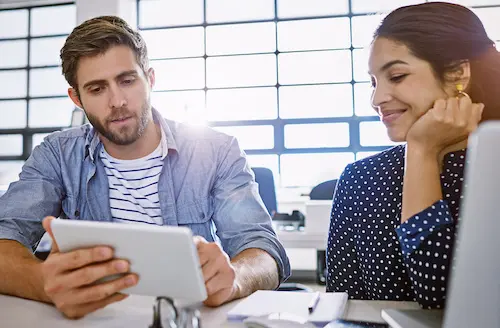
[50,219,207,303]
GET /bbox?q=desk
[276,200,331,251]
[0,294,420,328]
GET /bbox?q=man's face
[70,45,155,146]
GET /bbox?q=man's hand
[194,236,239,307]
[40,217,139,319]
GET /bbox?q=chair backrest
[309,179,338,200]
[251,167,277,216]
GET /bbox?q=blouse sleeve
[395,200,456,309]
[326,164,367,299]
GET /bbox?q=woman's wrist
[406,141,441,162]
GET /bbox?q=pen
[308,291,321,314]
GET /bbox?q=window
[0,3,76,175]
[3,1,499,188]
[137,0,500,188]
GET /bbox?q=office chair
[251,167,277,216]
[309,179,338,285]
[309,179,337,200]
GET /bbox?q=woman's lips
[381,110,406,124]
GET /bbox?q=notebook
[227,291,348,326]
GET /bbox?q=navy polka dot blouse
[326,145,465,309]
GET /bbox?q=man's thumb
[42,216,59,253]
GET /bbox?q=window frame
[0,2,75,161]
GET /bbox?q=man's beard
[84,99,151,146]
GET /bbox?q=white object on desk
[50,219,207,302]
[274,200,330,251]
[304,200,332,234]
[227,290,348,327]
[244,315,316,328]
[382,309,443,328]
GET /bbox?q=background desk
[277,231,327,250]
[0,293,420,328]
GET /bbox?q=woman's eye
[390,74,407,83]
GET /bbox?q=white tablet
[50,219,207,303]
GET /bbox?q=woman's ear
[445,61,471,96]
[457,61,471,90]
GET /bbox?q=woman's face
[368,37,453,142]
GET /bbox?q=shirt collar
[153,107,170,160]
[84,107,177,162]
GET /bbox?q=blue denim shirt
[0,110,290,282]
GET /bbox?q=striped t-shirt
[100,144,164,225]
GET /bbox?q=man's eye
[90,87,102,93]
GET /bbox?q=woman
[326,2,500,309]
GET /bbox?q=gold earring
[456,84,471,100]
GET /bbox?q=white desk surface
[0,293,420,328]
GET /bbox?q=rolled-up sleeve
[395,200,455,308]
[211,137,291,283]
[0,138,64,251]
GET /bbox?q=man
[0,16,290,319]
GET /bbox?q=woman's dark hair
[374,2,500,121]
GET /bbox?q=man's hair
[60,15,149,90]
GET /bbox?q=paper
[227,291,348,325]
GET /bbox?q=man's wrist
[230,278,242,302]
[30,262,51,303]
[228,261,245,301]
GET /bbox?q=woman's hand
[406,96,484,156]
